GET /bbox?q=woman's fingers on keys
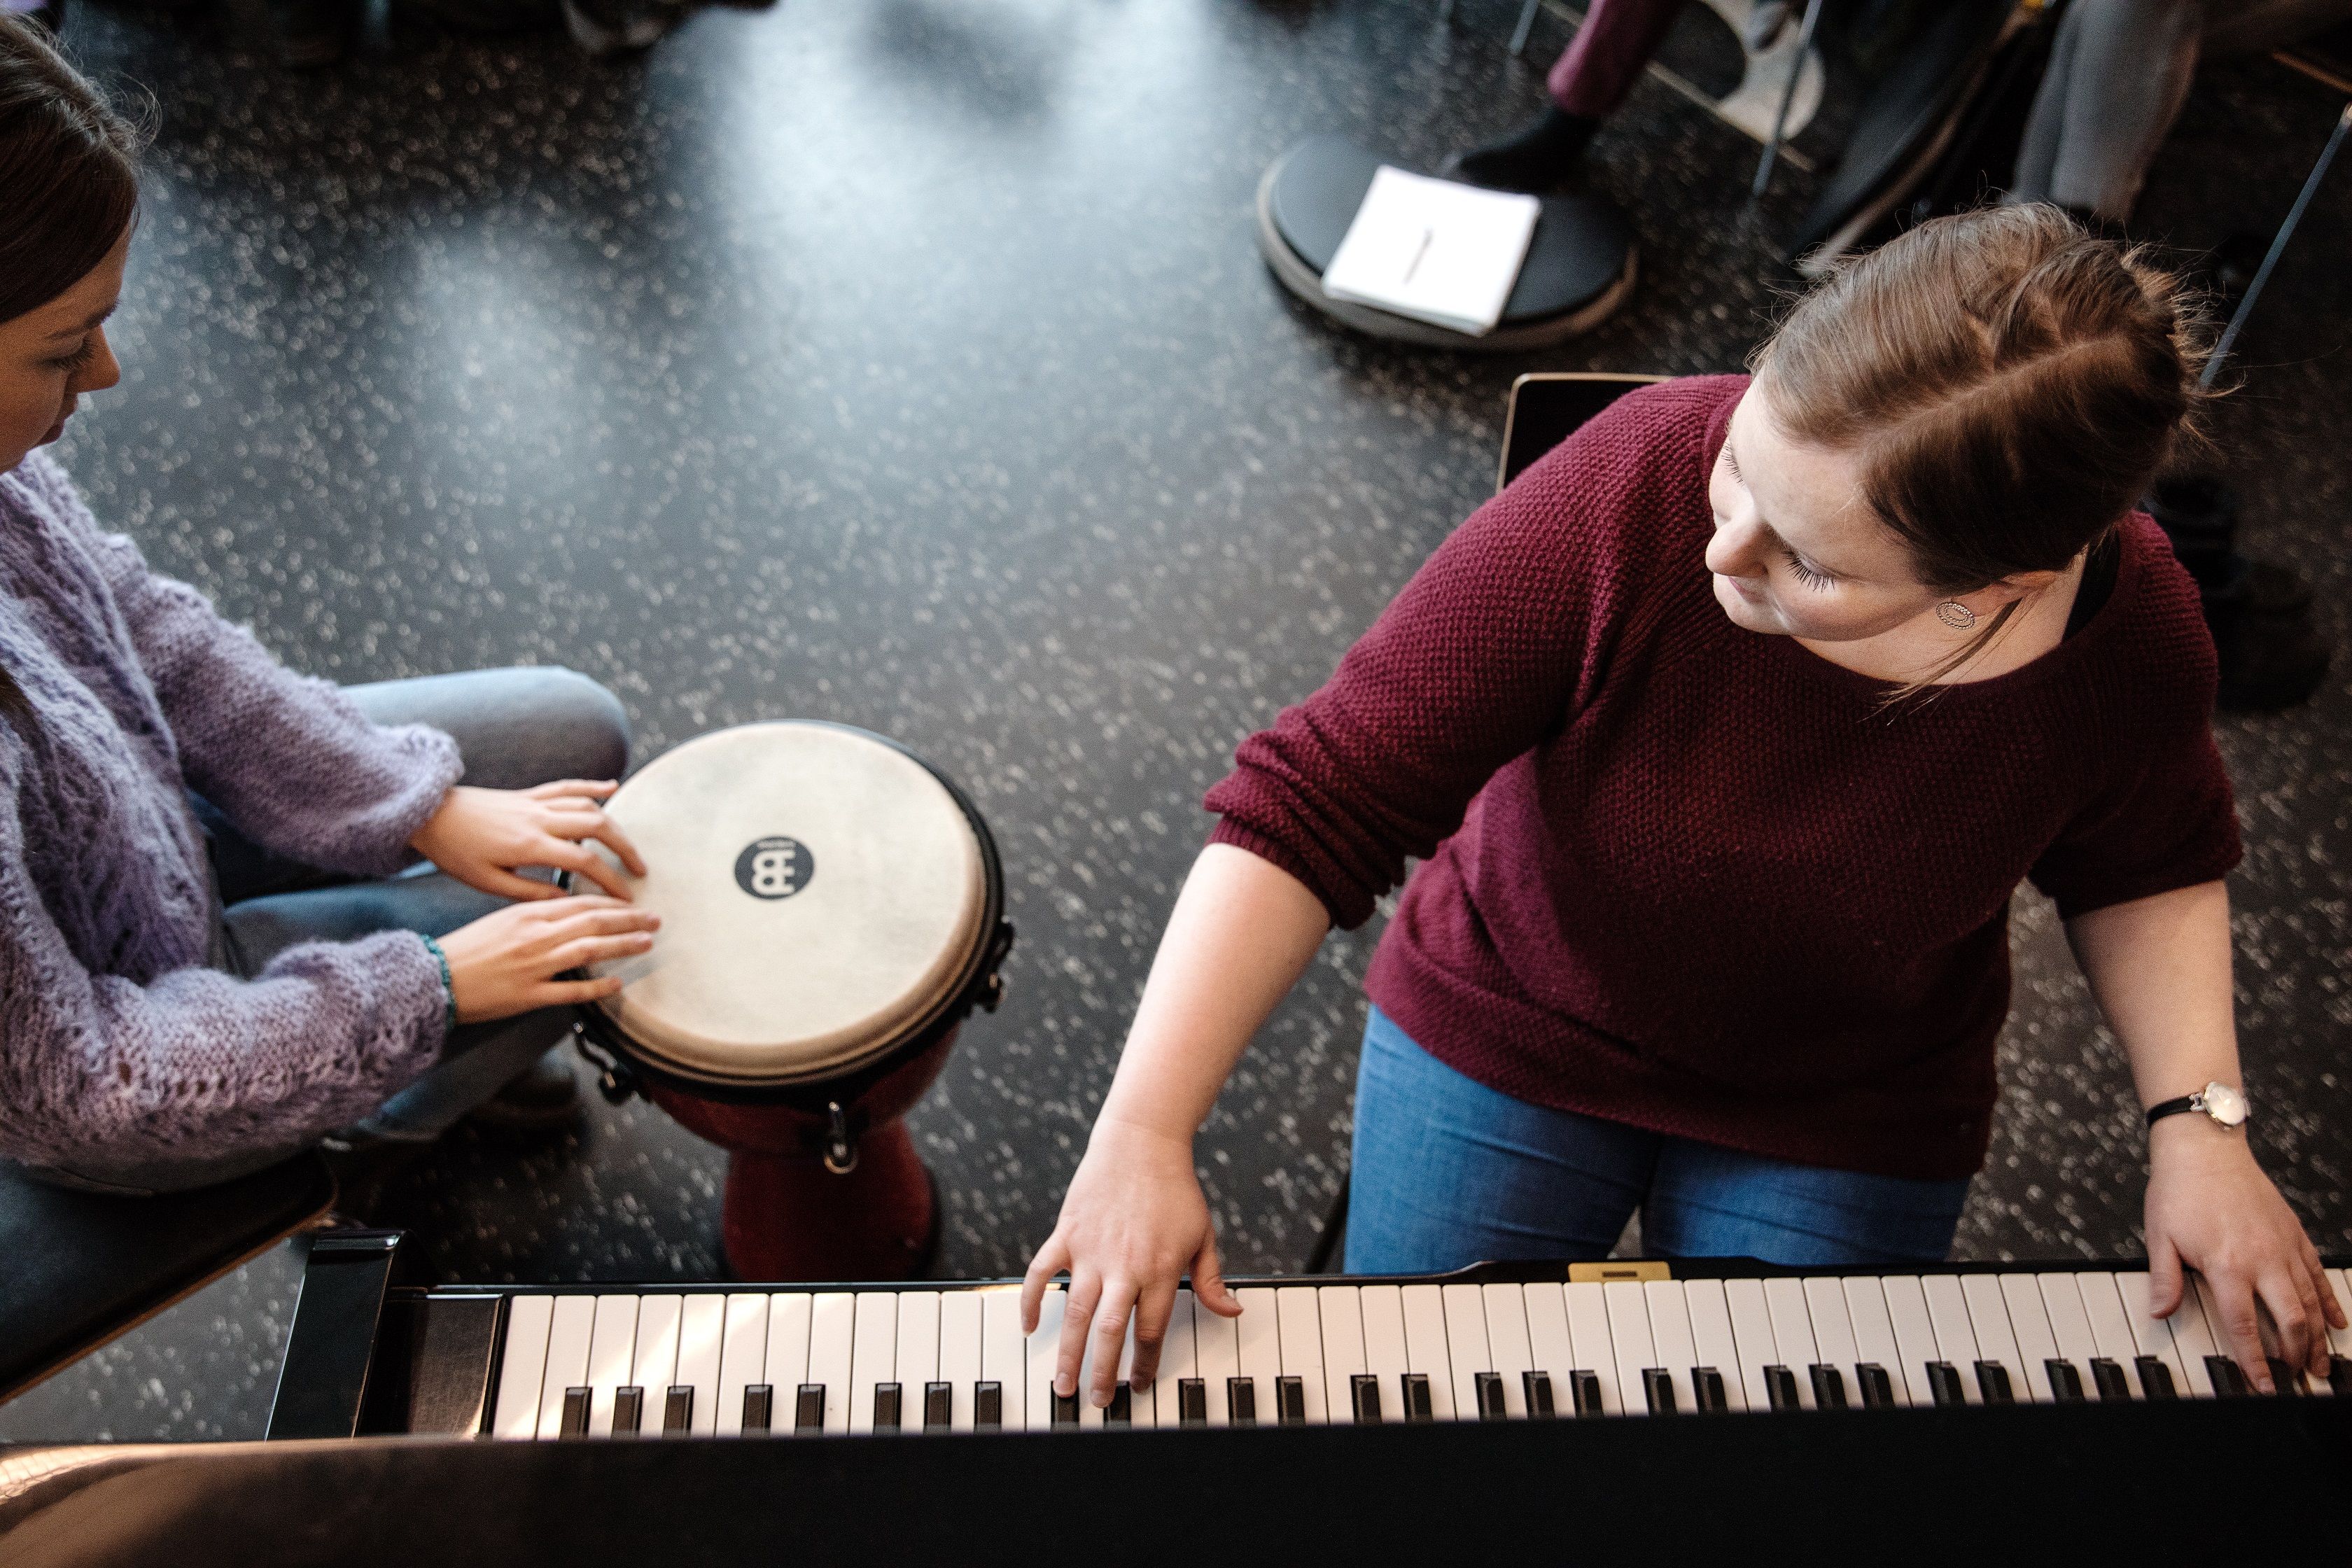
[2144,1235,2185,1317]
[1087,1279,1138,1408]
[2213,1273,2275,1392]
[1191,1231,1241,1317]
[2304,1237,2346,1334]
[1054,1270,1102,1399]
[2269,1264,2323,1377]
[1019,1237,1068,1336]
[1130,1278,1179,1389]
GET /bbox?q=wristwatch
[2144,1080,2249,1130]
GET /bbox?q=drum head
[588,722,988,1084]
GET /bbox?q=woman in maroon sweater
[1022,207,2340,1405]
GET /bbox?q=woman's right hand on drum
[1021,1116,1245,1408]
[436,895,660,1025]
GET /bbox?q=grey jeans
[2012,0,2352,223]
[23,666,631,1196]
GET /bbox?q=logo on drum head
[734,836,815,900]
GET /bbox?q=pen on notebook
[1401,225,1435,285]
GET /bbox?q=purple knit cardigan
[0,451,462,1180]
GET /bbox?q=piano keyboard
[465,1261,2352,1441]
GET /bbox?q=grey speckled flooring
[3,0,2348,1443]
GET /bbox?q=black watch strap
[2144,1095,2199,1127]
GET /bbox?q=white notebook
[1320,167,1541,337]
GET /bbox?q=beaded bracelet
[417,934,458,1032]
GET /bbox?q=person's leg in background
[2010,0,2204,226]
[1640,1135,1971,1266]
[1448,0,1690,191]
[1342,1006,1657,1273]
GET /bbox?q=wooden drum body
[571,722,1012,1281]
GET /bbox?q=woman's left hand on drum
[437,895,662,1023]
[411,780,650,902]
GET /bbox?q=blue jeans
[1343,1007,1971,1273]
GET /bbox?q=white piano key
[629,1296,683,1418]
[491,1294,555,1440]
[763,1294,813,1431]
[850,1292,899,1434]
[1360,1284,1410,1423]
[2113,1273,2189,1396]
[1522,1284,1578,1410]
[1024,1286,1063,1432]
[1642,1282,1699,1415]
[1482,1283,1536,1418]
[980,1287,1026,1430]
[2037,1273,2100,1395]
[1800,1278,1864,1406]
[2164,1278,2221,1396]
[1763,1278,1822,1410]
[536,1294,598,1438]
[1956,1275,2026,1403]
[585,1295,640,1438]
[1684,1280,1747,1411]
[1275,1287,1328,1424]
[676,1295,726,1438]
[1564,1282,1621,1416]
[1441,1284,1492,1422]
[2077,1274,2148,1396]
[1998,1275,2062,1404]
[1235,1287,1282,1424]
[1841,1278,1907,1408]
[808,1292,855,1435]
[715,1294,770,1437]
[939,1290,985,1433]
[1152,1291,1198,1430]
[1193,1291,1240,1429]
[1602,1282,1657,1415]
[1319,1287,1368,1424]
[1724,1279,1780,1414]
[895,1291,942,1420]
[1401,1285,1460,1420]
[1879,1277,1942,1408]
[1921,1275,1983,1406]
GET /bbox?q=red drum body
[574,722,1011,1281]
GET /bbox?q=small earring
[1935,601,1977,629]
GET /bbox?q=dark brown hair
[0,13,141,327]
[1754,204,2210,686]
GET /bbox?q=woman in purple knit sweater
[0,18,659,1194]
[1026,205,2342,1404]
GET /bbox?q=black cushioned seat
[0,1153,337,1404]
[1255,135,1638,351]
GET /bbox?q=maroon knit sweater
[1205,374,2240,1180]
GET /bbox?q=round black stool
[1255,135,1638,351]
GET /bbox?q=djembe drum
[570,722,1012,1281]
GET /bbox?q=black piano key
[1177,1378,1207,1427]
[1401,1373,1435,1422]
[2206,1355,2249,1397]
[559,1386,592,1438]
[1105,1385,1133,1427]
[1227,1376,1256,1426]
[2330,1362,2352,1399]
[2045,1359,2086,1403]
[1924,1362,1967,1408]
[794,1385,824,1433]
[923,1382,951,1432]
[2090,1357,2133,1401]
[1809,1364,1848,1410]
[1641,1368,1676,1415]
[1567,1370,1604,1418]
[1474,1371,1508,1421]
[1051,1389,1081,1428]
[1523,1370,1555,1418]
[1973,1362,2015,1405]
[1763,1364,1802,1412]
[1351,1373,1382,1424]
[1855,1364,1896,1408]
[1276,1375,1307,1426]
[2265,1359,2303,1396]
[741,1384,774,1433]
[973,1382,1002,1430]
[664,1385,695,1434]
[2135,1356,2178,1399]
[873,1382,902,1432]
[611,1386,644,1436]
[1691,1367,1728,1413]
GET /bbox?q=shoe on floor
[1438,106,1600,194]
[561,0,685,57]
[465,1047,584,1134]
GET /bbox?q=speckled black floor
[2,0,2347,1443]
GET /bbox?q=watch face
[2203,1082,2248,1126]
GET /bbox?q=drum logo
[734,836,816,900]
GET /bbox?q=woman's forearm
[2064,879,2240,1109]
[1092,842,1334,1144]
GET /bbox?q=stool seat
[0,1153,337,1404]
[1255,135,1637,351]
